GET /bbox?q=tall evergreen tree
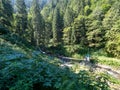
[86,20,105,48]
[63,27,72,45]
[52,6,61,46]
[31,0,45,46]
[71,0,80,15]
[105,20,120,58]
[105,2,120,57]
[73,15,86,45]
[15,0,27,37]
[0,0,13,29]
[80,0,85,15]
[44,21,52,46]
[64,7,74,27]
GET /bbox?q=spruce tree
[105,2,120,57]
[80,0,85,15]
[71,0,80,15]
[52,6,61,46]
[73,15,86,45]
[106,20,120,58]
[63,27,72,45]
[44,21,52,46]
[31,0,45,46]
[64,7,74,27]
[86,20,105,48]
[0,0,13,29]
[15,0,27,37]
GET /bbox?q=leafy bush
[0,44,110,90]
[0,57,110,90]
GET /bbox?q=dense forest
[0,0,120,90]
[1,0,120,57]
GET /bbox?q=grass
[72,53,84,59]
[96,56,120,69]
[89,49,120,69]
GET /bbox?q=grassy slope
[0,34,111,90]
[0,34,64,90]
[0,33,120,90]
[91,50,120,69]
[0,33,60,62]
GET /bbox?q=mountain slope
[0,33,110,90]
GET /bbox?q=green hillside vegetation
[0,0,120,89]
[0,32,111,90]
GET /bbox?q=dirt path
[58,56,120,80]
[96,64,120,79]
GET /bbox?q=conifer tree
[71,0,80,15]
[0,0,13,29]
[64,7,74,27]
[63,27,72,45]
[44,21,52,46]
[15,0,27,37]
[105,2,120,57]
[86,20,105,48]
[73,15,86,45]
[31,0,45,46]
[80,0,85,15]
[52,6,61,46]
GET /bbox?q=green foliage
[9,0,120,58]
[91,50,120,69]
[0,33,110,90]
[0,59,110,90]
[64,45,89,56]
[1,0,120,89]
[97,56,120,69]
[101,4,111,13]
[0,0,13,29]
[104,2,120,58]
[60,71,110,90]
[15,0,27,37]
[84,5,92,16]
[64,7,74,27]
[52,6,62,46]
[63,27,73,45]
[73,15,86,45]
[31,0,45,46]
[0,24,10,34]
[86,19,105,48]
[40,0,120,58]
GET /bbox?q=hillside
[0,31,120,89]
[0,31,113,90]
